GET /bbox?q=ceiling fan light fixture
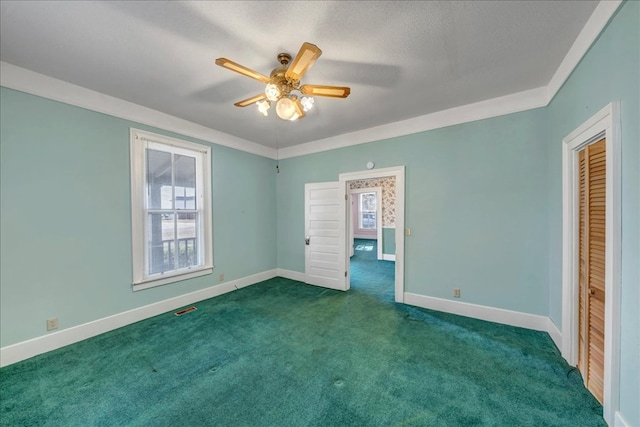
[265,83,280,101]
[216,42,350,121]
[276,96,297,120]
[300,96,314,112]
[257,100,270,116]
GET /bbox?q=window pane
[359,192,377,229]
[177,212,198,269]
[175,154,196,210]
[148,213,174,274]
[361,192,376,211]
[146,149,172,210]
[361,212,376,229]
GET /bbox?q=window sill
[132,266,213,292]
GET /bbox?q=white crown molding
[276,0,622,160]
[0,1,622,161]
[278,87,548,159]
[0,269,277,367]
[546,0,623,103]
[0,61,277,160]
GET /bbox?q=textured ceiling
[0,1,599,149]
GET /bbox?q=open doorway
[339,166,405,303]
[348,184,394,300]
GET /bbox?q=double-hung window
[359,192,377,230]
[130,129,212,290]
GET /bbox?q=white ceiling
[0,1,599,150]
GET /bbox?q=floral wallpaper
[349,177,396,227]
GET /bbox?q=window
[130,129,212,290]
[359,192,377,230]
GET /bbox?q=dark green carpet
[350,238,396,302]
[1,240,604,426]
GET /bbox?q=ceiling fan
[215,42,351,121]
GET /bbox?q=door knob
[305,235,310,245]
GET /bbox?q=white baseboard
[403,292,550,332]
[614,411,630,427]
[546,318,562,351]
[0,269,277,367]
[382,254,396,261]
[276,268,305,283]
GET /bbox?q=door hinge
[345,271,347,277]
[345,194,348,200]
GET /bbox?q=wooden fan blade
[290,98,305,120]
[234,93,267,107]
[285,42,322,82]
[215,58,270,83]
[300,84,351,98]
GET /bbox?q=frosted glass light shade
[300,96,314,112]
[276,97,296,120]
[265,84,280,102]
[257,100,270,116]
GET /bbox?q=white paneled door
[304,182,347,291]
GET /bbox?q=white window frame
[358,191,377,230]
[130,129,213,291]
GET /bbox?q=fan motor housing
[270,63,296,95]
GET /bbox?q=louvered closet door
[577,138,606,404]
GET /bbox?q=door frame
[349,187,383,260]
[339,166,405,303]
[561,102,620,424]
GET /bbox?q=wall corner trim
[545,0,623,104]
[614,411,630,427]
[276,269,306,283]
[546,317,563,351]
[278,87,548,159]
[0,269,278,368]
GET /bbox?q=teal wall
[277,108,549,315]
[0,88,277,347]
[382,228,396,255]
[546,2,639,424]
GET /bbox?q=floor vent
[175,306,197,316]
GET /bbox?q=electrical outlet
[219,273,224,282]
[453,288,461,298]
[46,318,58,331]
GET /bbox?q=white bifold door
[304,182,347,291]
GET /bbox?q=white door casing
[348,194,355,257]
[339,166,405,303]
[304,182,348,291]
[561,102,621,425]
